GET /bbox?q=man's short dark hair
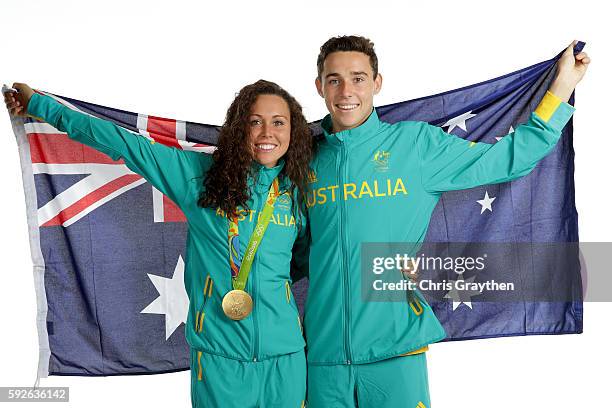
[317,35,378,79]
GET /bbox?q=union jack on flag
[28,92,216,227]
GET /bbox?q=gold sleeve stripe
[208,278,213,297]
[534,90,563,123]
[417,401,428,408]
[399,345,429,356]
[195,311,201,332]
[285,281,291,303]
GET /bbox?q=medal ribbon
[228,177,280,291]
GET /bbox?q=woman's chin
[255,156,279,168]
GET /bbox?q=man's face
[316,51,382,133]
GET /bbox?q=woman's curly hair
[198,80,314,221]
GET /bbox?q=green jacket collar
[250,159,285,193]
[321,108,382,147]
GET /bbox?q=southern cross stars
[442,111,477,133]
[477,191,496,214]
[444,275,483,310]
[495,126,514,142]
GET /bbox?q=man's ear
[374,73,383,95]
[315,77,324,98]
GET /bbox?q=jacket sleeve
[27,93,212,207]
[416,91,575,194]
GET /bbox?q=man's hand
[400,259,419,284]
[4,83,35,117]
[549,40,591,102]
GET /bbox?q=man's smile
[335,103,360,111]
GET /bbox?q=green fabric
[304,103,575,365]
[28,93,307,362]
[190,349,306,408]
[307,353,430,408]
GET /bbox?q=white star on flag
[495,125,514,142]
[141,255,189,340]
[477,191,496,214]
[444,276,483,310]
[442,111,477,133]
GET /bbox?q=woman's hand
[4,83,35,117]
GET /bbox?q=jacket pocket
[195,275,213,333]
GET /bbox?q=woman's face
[247,94,291,168]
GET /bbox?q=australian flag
[7,43,583,377]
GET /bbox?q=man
[302,36,589,407]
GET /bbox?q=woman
[5,80,313,407]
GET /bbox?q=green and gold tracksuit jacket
[28,93,307,365]
[304,91,575,365]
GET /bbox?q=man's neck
[331,112,371,134]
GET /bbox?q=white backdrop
[1,1,610,407]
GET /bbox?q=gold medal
[222,289,253,320]
[223,179,277,322]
